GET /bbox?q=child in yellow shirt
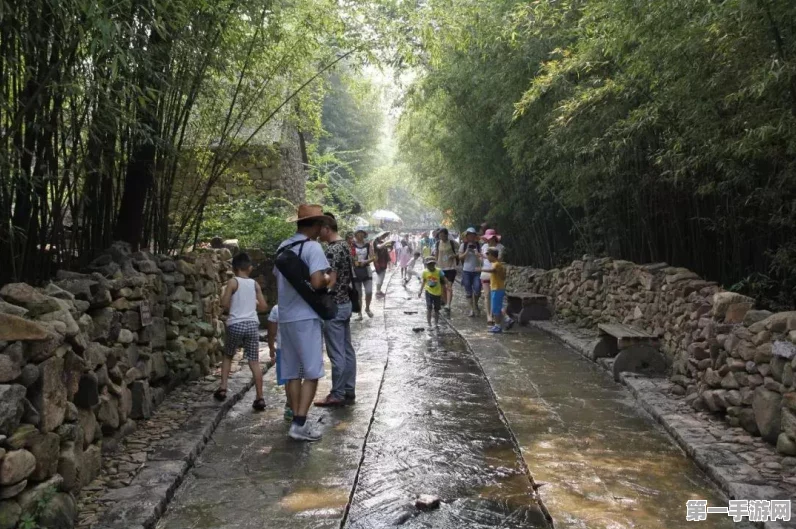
[480,248,514,333]
[418,257,446,327]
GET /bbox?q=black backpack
[275,239,338,320]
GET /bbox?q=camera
[468,243,477,251]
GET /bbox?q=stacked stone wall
[0,243,232,528]
[506,256,796,455]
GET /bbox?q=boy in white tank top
[215,253,268,410]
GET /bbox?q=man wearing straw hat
[275,204,333,441]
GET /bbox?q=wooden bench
[505,293,551,324]
[593,323,666,381]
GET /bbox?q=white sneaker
[288,422,322,442]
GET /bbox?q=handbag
[275,239,338,320]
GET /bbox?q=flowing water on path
[157,272,740,529]
[446,287,740,529]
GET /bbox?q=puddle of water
[280,488,350,512]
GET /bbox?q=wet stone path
[156,273,740,528]
[446,287,738,529]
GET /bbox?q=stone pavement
[527,318,795,528]
[85,351,260,529]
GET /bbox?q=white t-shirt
[481,244,506,281]
[459,242,482,272]
[267,305,281,349]
[435,239,457,270]
[274,234,330,323]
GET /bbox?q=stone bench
[505,292,551,324]
[593,323,666,381]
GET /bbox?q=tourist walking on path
[434,228,458,315]
[458,227,483,317]
[216,252,269,410]
[480,229,505,325]
[373,232,392,298]
[419,257,446,327]
[353,229,374,319]
[316,214,358,408]
[274,204,332,441]
[397,238,413,284]
[478,248,514,333]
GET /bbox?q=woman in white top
[480,229,505,325]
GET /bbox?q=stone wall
[506,256,796,455]
[0,243,232,528]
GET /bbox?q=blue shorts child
[491,289,506,317]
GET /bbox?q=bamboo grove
[0,0,377,284]
[397,0,796,309]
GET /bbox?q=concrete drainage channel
[527,320,782,529]
[92,361,262,529]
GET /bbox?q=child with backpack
[216,253,269,410]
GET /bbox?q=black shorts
[443,270,457,283]
[425,292,442,312]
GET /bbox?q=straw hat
[286,204,333,223]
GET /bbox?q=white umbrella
[371,210,403,223]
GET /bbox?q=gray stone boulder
[0,354,21,385]
[130,380,152,420]
[0,301,28,318]
[0,480,27,500]
[77,409,98,449]
[0,283,65,317]
[26,432,59,482]
[57,441,82,492]
[753,387,782,443]
[0,500,20,529]
[96,395,120,434]
[0,449,36,485]
[712,292,754,319]
[0,313,49,342]
[37,492,76,529]
[0,385,26,436]
[29,356,67,433]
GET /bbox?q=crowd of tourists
[213,204,512,442]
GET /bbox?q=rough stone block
[0,449,35,486]
[753,387,782,443]
[130,380,152,420]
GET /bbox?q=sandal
[213,388,227,401]
[252,398,266,411]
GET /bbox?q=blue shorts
[276,348,305,385]
[491,289,506,317]
[279,319,323,380]
[462,271,482,297]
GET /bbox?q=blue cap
[465,227,477,234]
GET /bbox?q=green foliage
[199,197,296,254]
[396,0,796,307]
